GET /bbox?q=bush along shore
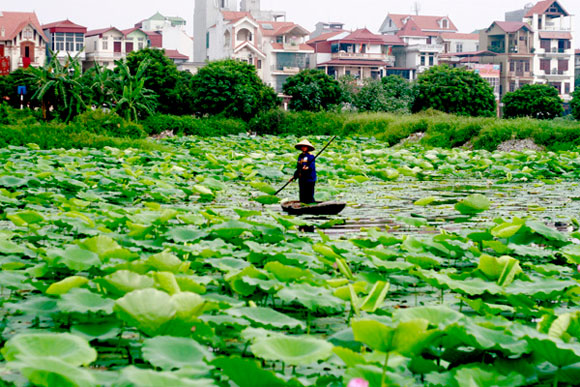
[2,105,580,152]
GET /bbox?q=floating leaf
[251,335,333,366]
[455,194,490,215]
[142,336,213,370]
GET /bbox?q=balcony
[332,51,386,60]
[271,65,301,74]
[540,47,572,56]
[413,44,444,52]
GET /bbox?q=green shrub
[143,114,248,136]
[250,110,346,136]
[71,110,146,138]
[0,103,42,125]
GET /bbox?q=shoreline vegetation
[1,105,579,152]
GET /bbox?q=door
[126,42,133,53]
[20,42,34,68]
[114,41,122,53]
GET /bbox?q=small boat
[281,201,346,216]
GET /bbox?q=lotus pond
[3,135,580,386]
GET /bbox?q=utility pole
[413,1,421,15]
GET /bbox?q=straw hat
[295,139,315,151]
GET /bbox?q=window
[565,83,570,94]
[540,59,550,73]
[65,33,74,51]
[0,44,4,56]
[429,54,434,66]
[102,40,108,50]
[138,37,144,50]
[456,43,463,53]
[22,28,33,40]
[55,32,65,51]
[94,41,97,50]
[257,59,262,69]
[558,59,568,73]
[524,61,529,72]
[75,34,84,51]
[540,39,550,51]
[442,19,448,28]
[420,55,425,66]
[510,61,515,72]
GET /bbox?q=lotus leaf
[454,194,490,215]
[250,335,333,366]
[58,288,114,314]
[211,356,288,387]
[227,307,305,330]
[114,288,177,337]
[2,333,97,366]
[117,366,213,387]
[142,336,213,370]
[8,357,96,387]
[99,270,155,296]
[46,276,89,295]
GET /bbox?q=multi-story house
[260,20,313,92]
[308,28,403,81]
[0,11,47,73]
[310,21,345,40]
[479,21,535,97]
[522,0,575,99]
[84,27,151,70]
[42,19,87,65]
[135,12,193,62]
[437,33,479,53]
[379,14,457,77]
[575,49,580,83]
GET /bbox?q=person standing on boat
[292,139,317,204]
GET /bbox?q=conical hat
[295,139,315,151]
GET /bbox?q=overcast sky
[3,0,579,44]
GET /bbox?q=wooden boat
[281,201,346,216]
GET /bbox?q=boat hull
[281,201,346,216]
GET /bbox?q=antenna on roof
[413,1,421,16]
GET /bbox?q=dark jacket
[294,153,316,182]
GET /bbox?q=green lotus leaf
[114,288,176,337]
[211,220,253,239]
[46,276,89,296]
[445,321,528,356]
[264,261,311,282]
[414,196,437,206]
[117,366,212,387]
[455,194,490,215]
[142,336,213,370]
[212,356,289,387]
[0,175,29,188]
[478,255,522,286]
[71,321,121,341]
[526,220,567,243]
[172,292,206,321]
[99,270,155,296]
[250,182,277,195]
[175,276,206,294]
[227,307,305,330]
[276,283,345,313]
[360,281,389,313]
[0,239,25,254]
[251,335,333,366]
[526,336,580,367]
[8,356,96,387]
[58,288,114,314]
[2,332,97,366]
[154,271,181,295]
[146,251,183,273]
[4,295,58,315]
[254,195,280,205]
[79,235,122,258]
[54,246,101,271]
[453,365,526,387]
[333,346,368,367]
[193,184,214,196]
[165,227,206,243]
[351,319,394,353]
[491,222,523,239]
[7,210,45,227]
[394,305,463,328]
[548,312,580,342]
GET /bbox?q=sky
[2,0,579,45]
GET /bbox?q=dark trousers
[299,180,316,204]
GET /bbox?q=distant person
[292,139,317,204]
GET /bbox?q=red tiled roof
[381,35,405,45]
[270,43,313,51]
[222,11,252,22]
[164,49,188,60]
[388,14,457,32]
[306,30,345,44]
[340,28,385,44]
[525,0,569,17]
[86,27,122,37]
[0,11,47,41]
[490,21,533,33]
[439,33,479,40]
[259,21,309,37]
[397,19,429,37]
[42,19,86,32]
[538,31,572,40]
[318,59,390,66]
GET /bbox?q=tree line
[0,48,579,122]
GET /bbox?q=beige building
[0,11,47,74]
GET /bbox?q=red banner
[0,57,9,76]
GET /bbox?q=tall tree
[412,65,496,117]
[502,84,563,119]
[190,59,278,120]
[354,75,415,113]
[282,69,343,111]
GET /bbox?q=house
[84,27,151,70]
[0,11,48,74]
[575,48,579,82]
[437,33,479,53]
[259,20,313,92]
[310,21,345,39]
[308,28,403,81]
[135,12,193,61]
[42,19,87,65]
[379,14,457,77]
[523,0,575,99]
[479,21,535,97]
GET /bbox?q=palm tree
[112,59,158,122]
[27,52,87,121]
